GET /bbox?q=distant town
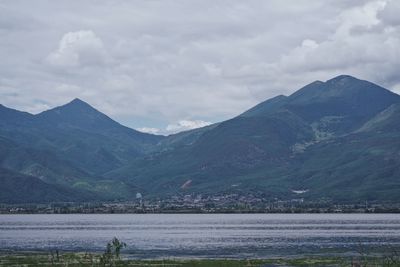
[1,193,400,214]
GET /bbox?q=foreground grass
[1,252,397,267]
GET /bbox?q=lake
[1,213,400,258]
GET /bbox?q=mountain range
[1,75,400,204]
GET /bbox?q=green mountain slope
[0,168,97,204]
[0,99,164,201]
[357,103,400,133]
[108,75,400,202]
[1,75,400,203]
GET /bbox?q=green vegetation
[1,238,400,267]
[2,253,400,267]
[99,237,127,266]
[0,168,94,203]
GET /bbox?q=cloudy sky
[1,0,399,134]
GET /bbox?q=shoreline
[1,246,399,261]
[2,211,400,215]
[2,201,400,214]
[0,251,396,267]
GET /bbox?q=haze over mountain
[1,75,400,203]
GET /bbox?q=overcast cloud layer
[1,0,399,134]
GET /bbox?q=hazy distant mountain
[1,75,400,203]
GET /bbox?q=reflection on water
[1,214,400,258]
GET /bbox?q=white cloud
[0,0,400,132]
[203,63,222,77]
[137,127,161,135]
[393,83,400,95]
[276,0,400,88]
[46,30,108,67]
[377,0,400,26]
[301,39,319,49]
[138,120,212,135]
[166,120,212,134]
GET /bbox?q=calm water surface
[1,213,400,258]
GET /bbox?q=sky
[1,0,400,135]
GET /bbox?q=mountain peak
[37,97,106,126]
[70,98,85,104]
[290,74,390,102]
[46,98,100,115]
[310,80,324,86]
[326,74,359,84]
[65,98,92,108]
